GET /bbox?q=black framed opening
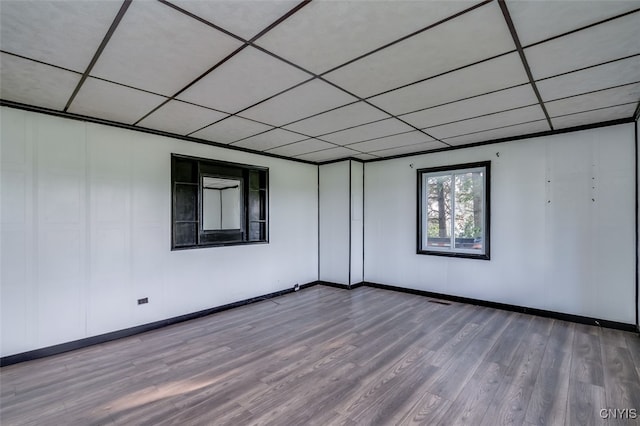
[172,154,268,249]
[417,161,491,260]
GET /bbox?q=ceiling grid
[0,0,638,163]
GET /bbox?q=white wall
[637,117,639,330]
[319,161,349,285]
[0,107,318,357]
[365,124,636,324]
[350,161,364,285]
[318,160,365,286]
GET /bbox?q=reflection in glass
[426,175,451,248]
[454,171,483,250]
[423,170,484,251]
[202,177,241,230]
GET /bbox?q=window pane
[175,222,197,246]
[418,162,489,258]
[454,171,483,250]
[202,177,241,230]
[426,174,451,249]
[174,158,197,183]
[175,184,197,222]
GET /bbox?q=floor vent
[428,300,451,306]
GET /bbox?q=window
[417,161,490,259]
[171,154,268,249]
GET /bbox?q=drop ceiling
[1,0,639,164]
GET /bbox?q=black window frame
[417,161,491,260]
[171,154,268,250]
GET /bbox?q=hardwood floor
[1,286,639,425]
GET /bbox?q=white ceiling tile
[176,47,310,113]
[267,139,335,157]
[137,101,228,136]
[283,101,389,136]
[256,0,475,74]
[170,0,299,40]
[545,83,640,117]
[371,141,446,157]
[524,12,640,80]
[536,55,640,101]
[321,118,415,145]
[346,131,433,153]
[507,0,640,46]
[401,84,538,129]
[295,147,360,162]
[551,104,637,129]
[190,116,273,144]
[90,1,243,96]
[367,53,528,115]
[67,78,167,125]
[232,129,307,151]
[0,0,122,72]
[0,53,80,110]
[427,105,548,139]
[238,79,357,126]
[324,3,515,98]
[443,120,550,146]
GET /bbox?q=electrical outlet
[137,297,149,305]
[294,284,300,292]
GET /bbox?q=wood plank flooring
[1,286,639,425]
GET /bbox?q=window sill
[416,250,490,260]
[172,240,269,251]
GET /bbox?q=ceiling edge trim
[0,99,317,166]
[2,100,634,166]
[364,117,635,163]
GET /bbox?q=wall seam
[635,118,639,331]
[362,162,365,284]
[317,165,320,282]
[84,123,91,338]
[348,160,352,288]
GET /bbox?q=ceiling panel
[137,100,228,136]
[0,54,80,110]
[238,79,356,126]
[267,139,336,157]
[2,1,639,164]
[368,53,527,116]
[295,147,360,162]
[283,101,389,136]
[426,105,547,139]
[346,131,433,153]
[401,84,537,129]
[545,83,640,118]
[321,118,415,145]
[551,103,637,129]
[67,78,167,125]
[255,0,475,74]
[536,54,640,101]
[370,141,446,158]
[324,2,515,98]
[232,128,307,151]
[90,1,243,96]
[443,120,550,146]
[176,46,310,113]
[170,0,299,40]
[0,0,122,72]
[507,0,640,46]
[190,116,273,144]
[524,11,640,80]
